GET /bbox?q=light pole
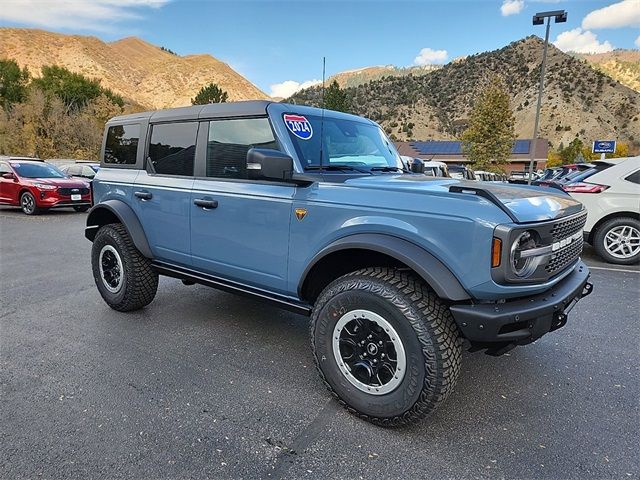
[528,9,567,184]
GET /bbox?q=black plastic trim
[299,233,471,301]
[152,261,312,316]
[448,185,519,222]
[85,199,153,258]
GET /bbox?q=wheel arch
[298,234,470,303]
[85,200,153,258]
[588,211,640,244]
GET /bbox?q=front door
[132,121,198,266]
[190,117,294,293]
[0,162,19,204]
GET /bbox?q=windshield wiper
[305,165,371,174]
[370,166,408,173]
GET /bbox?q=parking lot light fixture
[528,9,567,185]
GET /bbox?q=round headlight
[510,230,538,278]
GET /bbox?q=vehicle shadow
[0,206,84,216]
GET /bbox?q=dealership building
[395,139,549,174]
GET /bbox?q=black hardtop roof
[107,100,273,124]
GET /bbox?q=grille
[545,236,583,275]
[58,187,89,196]
[550,211,587,241]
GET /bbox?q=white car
[566,156,640,265]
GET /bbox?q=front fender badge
[295,208,308,221]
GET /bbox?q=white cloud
[0,0,168,32]
[553,28,614,54]
[269,79,321,99]
[636,35,640,48]
[582,0,640,30]
[413,47,448,66]
[501,0,525,16]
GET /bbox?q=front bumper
[450,260,592,353]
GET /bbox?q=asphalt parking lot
[1,207,638,480]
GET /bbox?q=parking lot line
[586,265,640,274]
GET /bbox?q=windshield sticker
[284,114,313,140]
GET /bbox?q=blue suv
[86,101,593,426]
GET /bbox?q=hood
[29,177,89,188]
[342,175,584,223]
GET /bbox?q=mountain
[576,50,640,93]
[0,28,268,109]
[289,37,640,151]
[329,65,442,89]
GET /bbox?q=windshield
[283,114,403,171]
[11,162,66,179]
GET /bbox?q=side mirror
[410,158,424,174]
[246,148,294,181]
[2,172,15,180]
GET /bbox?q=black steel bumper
[450,261,592,353]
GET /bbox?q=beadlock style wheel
[99,244,124,293]
[333,309,406,395]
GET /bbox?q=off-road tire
[311,267,463,427]
[73,205,90,213]
[593,217,640,265]
[92,223,158,312]
[20,191,41,215]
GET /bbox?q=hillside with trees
[288,37,640,153]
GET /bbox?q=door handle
[134,191,153,200]
[193,198,218,209]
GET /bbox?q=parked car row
[0,156,97,215]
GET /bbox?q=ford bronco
[86,101,593,426]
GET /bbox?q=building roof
[396,138,549,162]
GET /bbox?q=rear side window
[148,122,198,176]
[104,124,140,165]
[626,170,640,184]
[206,118,278,179]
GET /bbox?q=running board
[151,261,313,316]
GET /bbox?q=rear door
[132,121,198,266]
[190,117,294,293]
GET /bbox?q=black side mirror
[246,148,294,181]
[411,158,424,174]
[2,172,15,180]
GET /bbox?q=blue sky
[1,0,638,97]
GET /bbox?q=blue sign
[283,114,313,140]
[593,140,616,154]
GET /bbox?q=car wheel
[92,223,159,311]
[73,205,90,212]
[20,191,40,215]
[593,217,640,265]
[311,267,462,427]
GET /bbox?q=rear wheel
[593,217,640,265]
[20,191,40,215]
[311,267,462,427]
[92,223,158,311]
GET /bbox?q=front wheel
[91,223,159,311]
[593,217,640,265]
[20,191,40,215]
[311,268,462,427]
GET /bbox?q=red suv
[0,158,91,215]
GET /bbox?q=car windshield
[11,162,66,178]
[284,114,403,171]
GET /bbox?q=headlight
[32,183,57,191]
[510,230,539,278]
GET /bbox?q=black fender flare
[85,200,153,258]
[299,233,470,302]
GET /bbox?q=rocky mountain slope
[577,50,640,93]
[0,28,268,109]
[329,65,441,89]
[289,37,640,150]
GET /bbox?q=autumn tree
[0,59,30,109]
[461,77,515,172]
[324,80,350,113]
[191,83,228,105]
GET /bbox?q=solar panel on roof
[512,140,530,154]
[411,141,463,155]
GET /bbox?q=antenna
[319,56,326,172]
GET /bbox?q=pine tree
[191,83,228,105]
[461,77,515,172]
[323,80,350,113]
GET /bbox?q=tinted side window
[626,170,640,185]
[206,118,278,179]
[149,122,198,176]
[104,124,140,165]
